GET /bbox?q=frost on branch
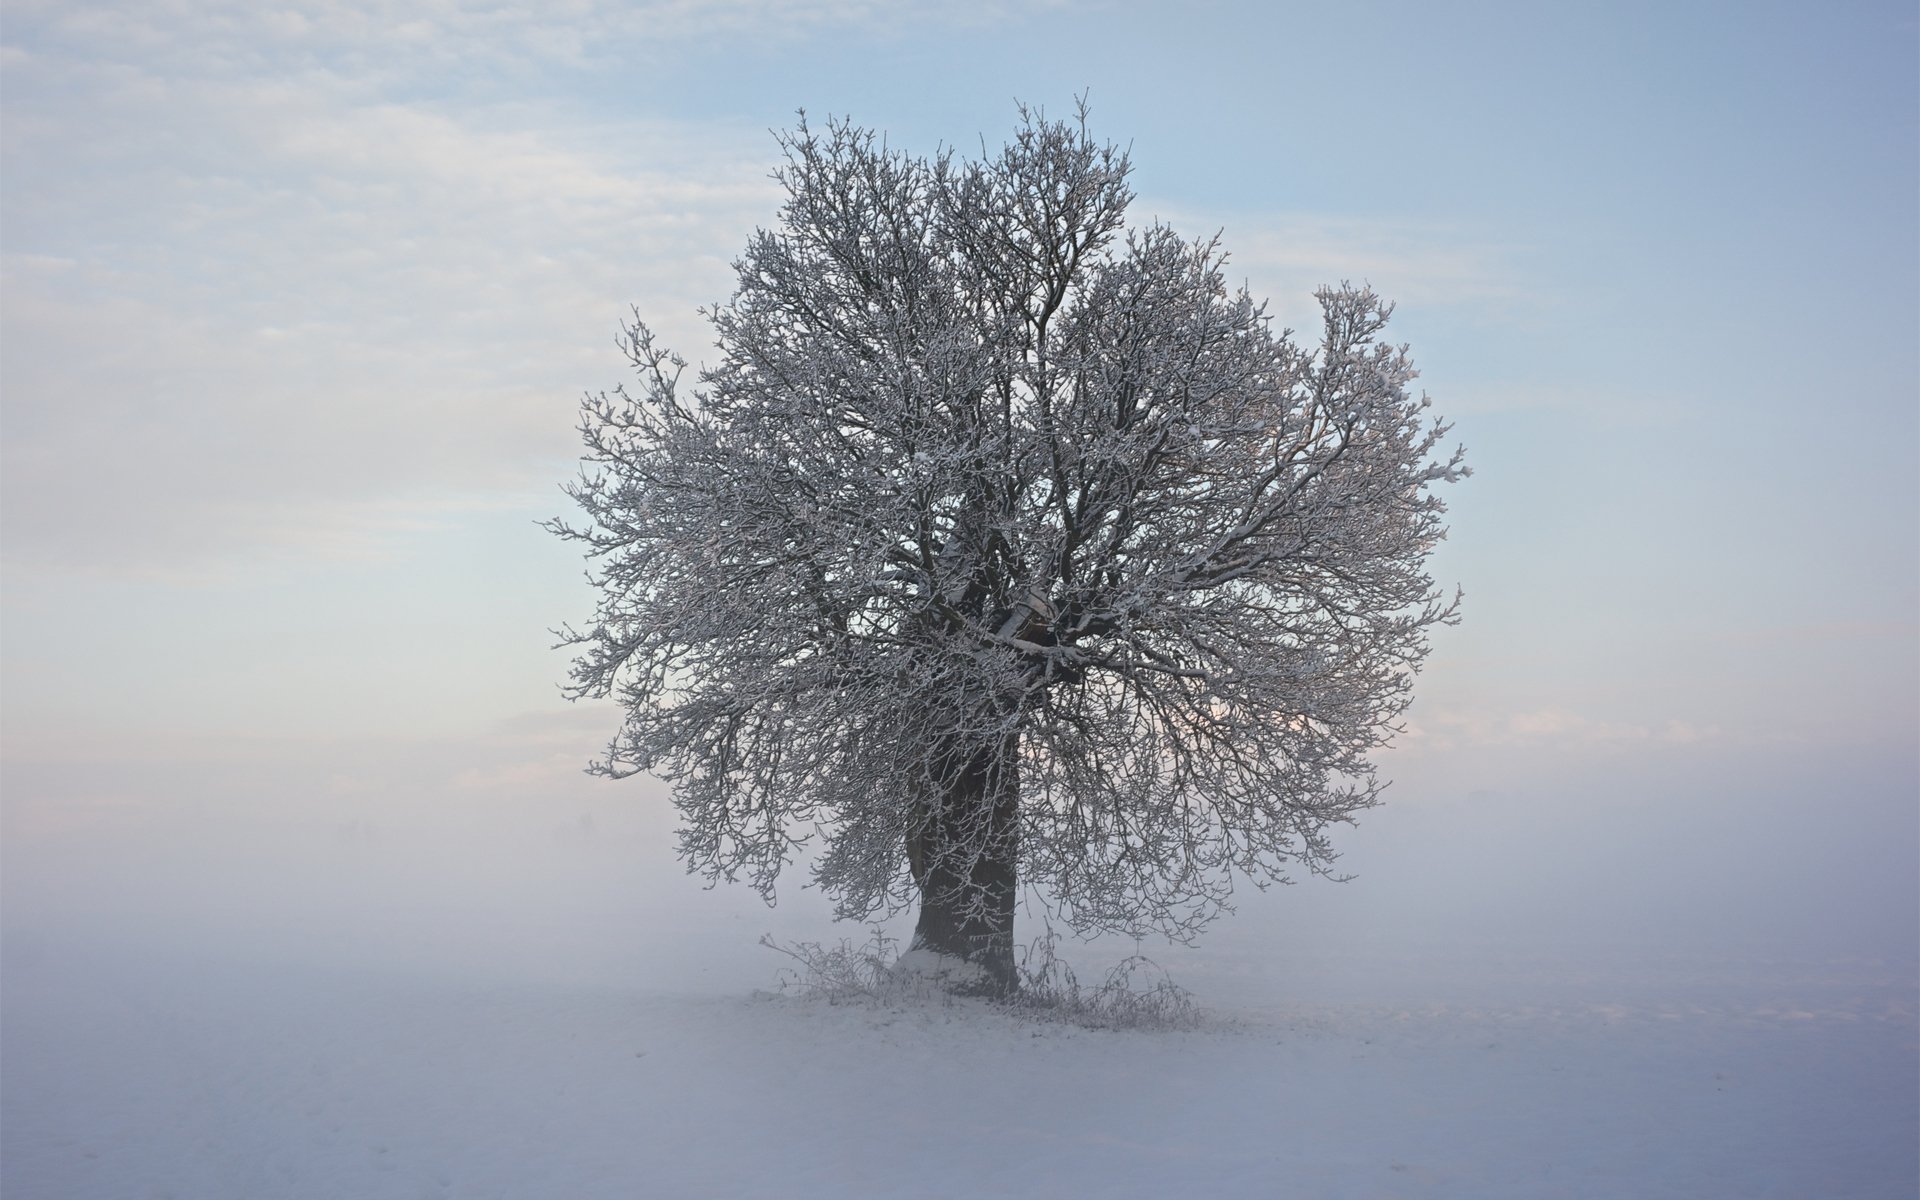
[549,103,1467,994]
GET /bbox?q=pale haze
[3,2,1915,1197]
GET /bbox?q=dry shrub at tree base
[760,927,1200,1032]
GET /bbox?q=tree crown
[552,104,1466,942]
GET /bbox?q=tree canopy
[552,104,1466,991]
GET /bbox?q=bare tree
[551,105,1466,995]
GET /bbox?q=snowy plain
[3,740,1915,1200]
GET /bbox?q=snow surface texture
[4,778,1915,1199]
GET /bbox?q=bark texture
[906,736,1019,995]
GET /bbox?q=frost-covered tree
[551,105,1466,995]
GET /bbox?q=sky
[2,0,1916,975]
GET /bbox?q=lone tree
[552,105,1465,995]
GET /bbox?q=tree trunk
[905,733,1019,996]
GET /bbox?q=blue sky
[3,1,1915,958]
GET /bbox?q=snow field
[6,924,1914,1197]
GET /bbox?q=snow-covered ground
[4,764,1915,1199]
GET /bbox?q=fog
[6,721,1911,1007]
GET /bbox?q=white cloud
[1,48,779,576]
[1399,706,1724,755]
[4,0,1046,81]
[1152,206,1530,332]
